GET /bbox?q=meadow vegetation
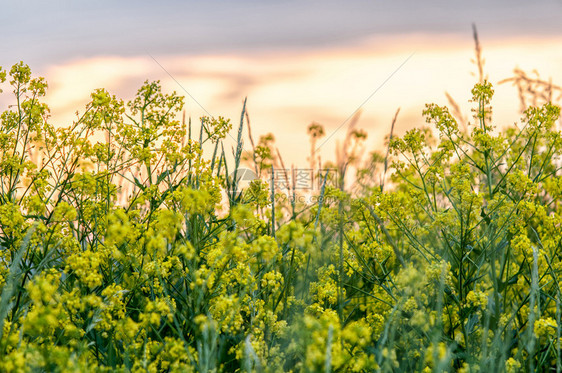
[0,47,562,372]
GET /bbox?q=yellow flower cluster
[2,63,562,372]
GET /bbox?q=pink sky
[2,2,562,169]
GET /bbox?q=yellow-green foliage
[1,62,562,372]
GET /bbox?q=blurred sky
[1,0,562,167]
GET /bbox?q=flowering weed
[0,59,562,373]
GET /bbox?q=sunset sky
[2,1,562,167]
